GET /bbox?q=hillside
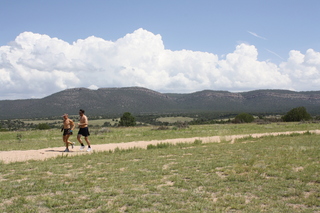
[0,87,320,119]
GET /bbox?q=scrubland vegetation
[0,106,316,131]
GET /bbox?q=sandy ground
[1,130,319,164]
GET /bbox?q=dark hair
[79,109,85,114]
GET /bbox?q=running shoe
[87,148,92,152]
[80,145,85,150]
[63,149,70,152]
[71,142,75,149]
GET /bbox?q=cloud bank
[0,28,319,100]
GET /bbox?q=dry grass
[0,131,319,212]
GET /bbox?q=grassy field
[0,131,319,212]
[0,122,319,151]
[156,116,194,123]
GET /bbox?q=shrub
[175,121,189,129]
[119,112,136,127]
[147,143,171,149]
[102,122,111,127]
[156,126,169,130]
[234,113,254,123]
[16,134,22,142]
[35,123,51,130]
[194,139,202,145]
[282,106,311,122]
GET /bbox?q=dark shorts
[63,129,73,136]
[78,127,90,137]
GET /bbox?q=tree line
[0,106,317,131]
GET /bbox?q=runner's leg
[84,137,91,147]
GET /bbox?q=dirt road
[1,130,319,164]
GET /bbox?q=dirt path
[1,130,319,164]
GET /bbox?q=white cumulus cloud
[217,44,291,90]
[280,49,320,90]
[0,28,319,100]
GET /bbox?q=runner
[77,109,92,152]
[62,114,75,152]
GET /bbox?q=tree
[282,106,311,122]
[234,113,254,123]
[119,112,136,127]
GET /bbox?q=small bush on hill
[282,106,311,122]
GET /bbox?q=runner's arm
[70,120,75,130]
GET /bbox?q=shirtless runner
[62,114,75,152]
[77,109,92,152]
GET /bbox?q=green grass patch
[22,119,62,125]
[0,133,319,212]
[156,116,194,123]
[147,142,172,149]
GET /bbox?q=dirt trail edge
[1,130,319,164]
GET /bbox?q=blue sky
[0,0,320,100]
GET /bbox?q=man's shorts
[78,127,90,137]
[63,129,73,136]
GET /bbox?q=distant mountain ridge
[0,87,320,119]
